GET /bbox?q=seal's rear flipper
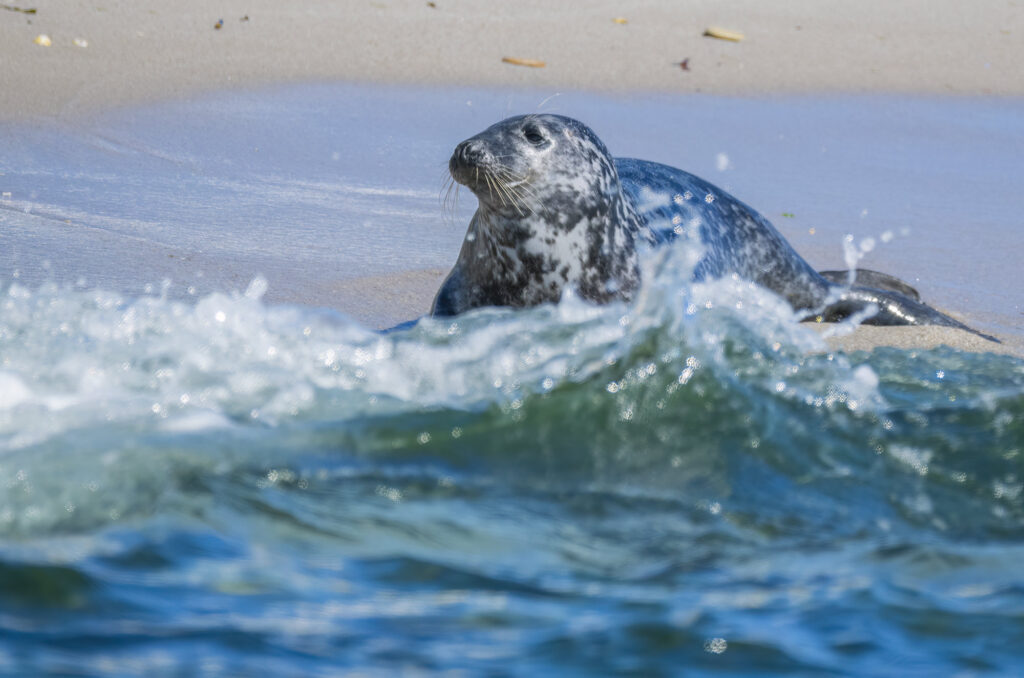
[818,268,921,302]
[815,286,1001,343]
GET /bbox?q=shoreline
[2,86,1020,357]
[3,2,1021,356]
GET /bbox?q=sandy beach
[3,0,1022,121]
[2,0,1022,355]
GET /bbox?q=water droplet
[704,638,728,654]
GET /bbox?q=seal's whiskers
[497,177,525,216]
[493,171,525,215]
[441,174,461,223]
[492,167,536,215]
[500,175,526,215]
[484,173,498,205]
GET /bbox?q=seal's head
[433,114,644,316]
[449,114,621,219]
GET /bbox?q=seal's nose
[449,140,492,186]
[451,140,489,170]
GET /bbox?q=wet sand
[328,268,1022,357]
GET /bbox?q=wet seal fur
[433,114,996,342]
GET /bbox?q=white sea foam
[0,237,899,537]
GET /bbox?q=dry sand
[2,0,1023,121]
[2,0,1021,355]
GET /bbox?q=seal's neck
[468,188,643,307]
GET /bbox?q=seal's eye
[522,125,546,146]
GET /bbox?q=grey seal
[432,114,995,341]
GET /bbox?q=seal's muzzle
[449,140,492,187]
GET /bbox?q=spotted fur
[431,115,995,341]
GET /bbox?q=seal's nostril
[452,141,488,170]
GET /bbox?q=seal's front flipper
[818,268,921,302]
[815,286,1001,343]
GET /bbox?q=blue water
[2,87,1024,675]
